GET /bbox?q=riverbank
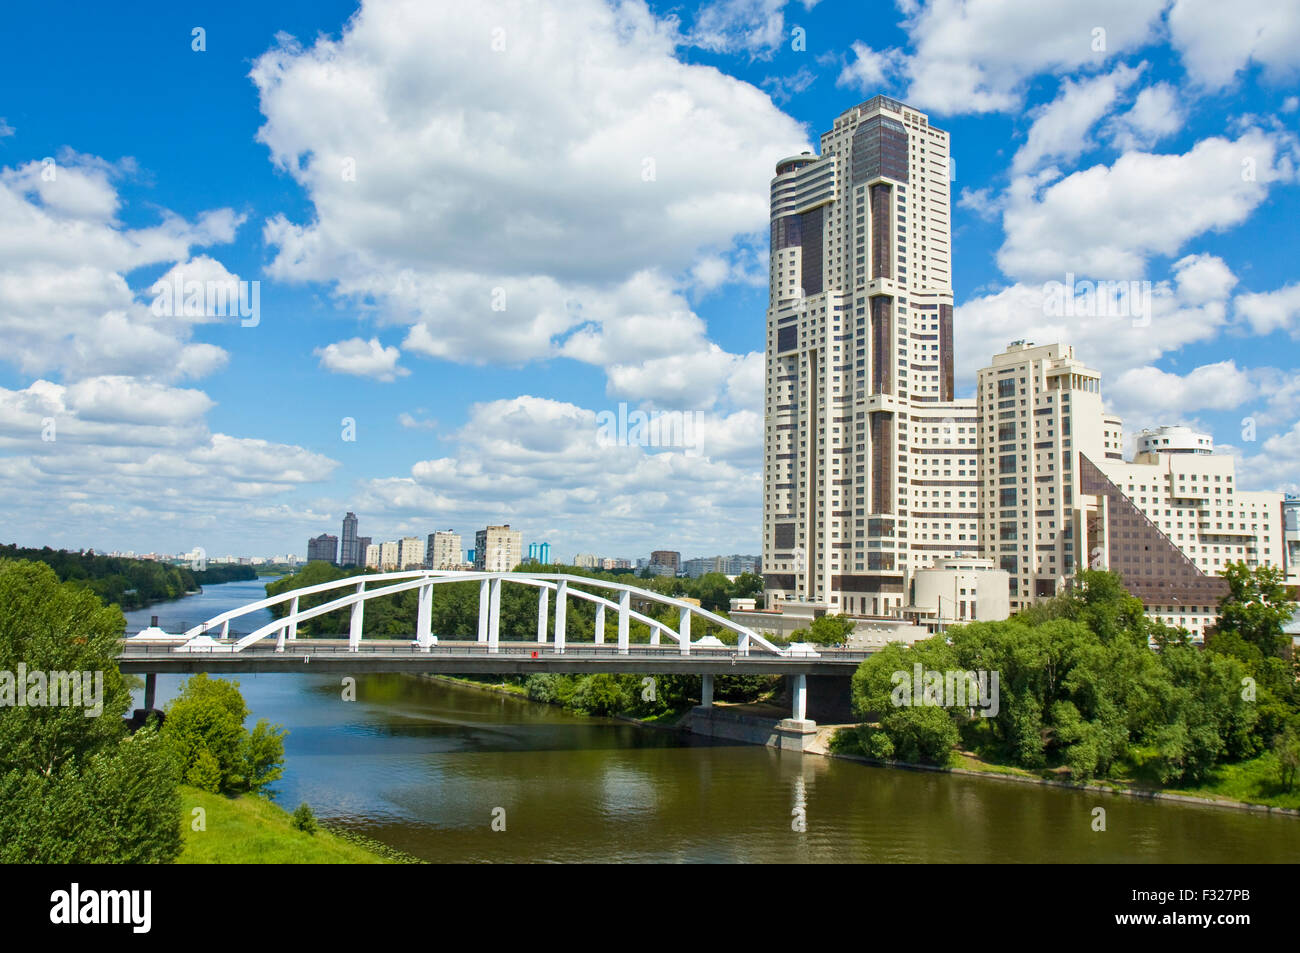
[176,786,405,863]
[816,730,1300,818]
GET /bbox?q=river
[124,578,1300,863]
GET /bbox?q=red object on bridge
[531,651,538,658]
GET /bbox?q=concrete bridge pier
[701,673,713,708]
[144,672,156,711]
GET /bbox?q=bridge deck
[118,639,871,676]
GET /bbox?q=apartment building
[763,95,969,616]
[379,540,400,571]
[398,536,425,570]
[761,96,1288,638]
[427,530,462,570]
[474,525,522,572]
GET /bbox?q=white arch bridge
[118,571,870,721]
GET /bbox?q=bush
[291,802,318,835]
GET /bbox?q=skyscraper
[341,511,359,566]
[763,96,964,616]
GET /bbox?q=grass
[177,786,398,863]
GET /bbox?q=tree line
[0,544,256,612]
[847,565,1300,794]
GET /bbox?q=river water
[124,579,1300,863]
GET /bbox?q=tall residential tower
[763,95,973,616]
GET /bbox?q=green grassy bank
[176,786,405,863]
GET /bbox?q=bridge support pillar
[349,580,365,650]
[554,580,567,654]
[276,624,287,652]
[679,608,691,655]
[617,590,629,655]
[792,674,807,721]
[144,673,156,711]
[488,576,502,653]
[701,674,713,708]
[537,587,548,643]
[477,579,489,643]
[650,625,660,645]
[594,604,604,645]
[416,582,434,650]
[288,595,299,642]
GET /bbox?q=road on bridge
[118,638,873,676]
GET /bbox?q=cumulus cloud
[1167,0,1300,90]
[997,127,1298,281]
[314,337,409,381]
[1011,65,1143,174]
[251,0,806,406]
[355,395,763,556]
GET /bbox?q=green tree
[807,614,856,646]
[1275,727,1300,792]
[1215,562,1295,659]
[0,559,181,863]
[162,674,286,795]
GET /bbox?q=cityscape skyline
[2,1,1298,569]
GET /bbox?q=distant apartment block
[364,542,381,569]
[573,552,600,568]
[427,530,462,569]
[380,540,400,571]
[527,541,552,564]
[683,554,762,578]
[307,533,338,563]
[474,525,522,572]
[650,550,680,572]
[398,536,425,570]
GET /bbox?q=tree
[0,559,181,863]
[1276,727,1300,792]
[1216,562,1294,659]
[807,614,856,646]
[162,674,286,795]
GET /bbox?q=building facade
[398,536,425,570]
[340,512,359,566]
[427,530,462,570]
[761,96,1287,638]
[364,542,381,569]
[762,95,962,616]
[474,525,522,572]
[307,533,338,563]
[650,550,681,572]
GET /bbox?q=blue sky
[0,0,1297,561]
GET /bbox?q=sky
[0,0,1298,562]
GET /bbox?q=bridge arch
[180,570,787,658]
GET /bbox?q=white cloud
[0,151,243,380]
[837,0,1168,115]
[357,395,763,556]
[1167,0,1300,90]
[997,127,1298,282]
[953,253,1238,390]
[1106,82,1184,151]
[1108,360,1260,422]
[1234,281,1300,337]
[1012,64,1143,174]
[314,337,409,381]
[251,0,807,405]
